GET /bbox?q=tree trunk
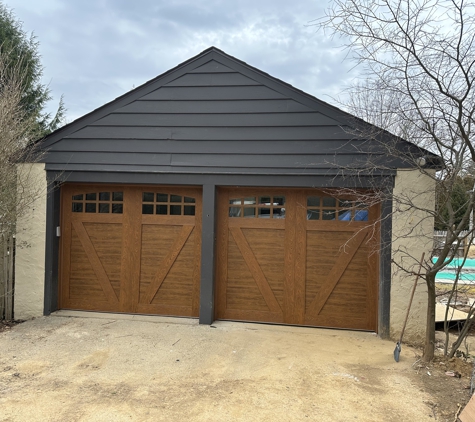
[423,274,436,361]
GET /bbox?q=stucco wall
[390,168,435,345]
[14,163,47,319]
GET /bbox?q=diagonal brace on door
[307,229,369,317]
[72,221,119,303]
[144,225,194,304]
[230,227,281,313]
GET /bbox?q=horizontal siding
[44,151,377,168]
[65,126,354,141]
[141,86,285,100]
[115,100,314,114]
[166,73,260,86]
[45,163,385,176]
[189,61,235,73]
[47,139,372,154]
[42,57,396,179]
[92,112,341,127]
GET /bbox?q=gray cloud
[5,0,357,122]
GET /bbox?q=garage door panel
[226,287,269,311]
[147,236,196,307]
[83,223,123,298]
[140,225,184,266]
[67,222,122,307]
[135,304,194,316]
[319,286,367,314]
[60,184,201,317]
[242,228,285,308]
[150,284,193,306]
[227,233,270,311]
[139,225,193,301]
[62,299,122,313]
[226,227,284,315]
[304,313,370,330]
[307,231,372,324]
[217,188,379,331]
[221,309,284,323]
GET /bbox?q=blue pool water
[433,257,475,283]
[432,257,475,268]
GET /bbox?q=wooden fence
[0,233,14,320]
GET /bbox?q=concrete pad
[0,314,435,421]
[52,310,199,325]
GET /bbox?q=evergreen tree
[0,3,64,137]
[435,177,474,231]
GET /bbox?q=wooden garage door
[216,188,379,331]
[59,184,201,316]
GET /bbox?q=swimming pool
[433,257,475,283]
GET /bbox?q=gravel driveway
[0,311,433,421]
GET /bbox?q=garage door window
[142,192,196,216]
[307,196,368,221]
[71,191,123,214]
[229,196,285,218]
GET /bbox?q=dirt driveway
[0,312,440,421]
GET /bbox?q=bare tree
[316,0,475,361]
[0,48,46,320]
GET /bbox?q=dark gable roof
[39,46,440,176]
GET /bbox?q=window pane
[156,205,168,215]
[259,196,271,204]
[273,196,285,206]
[143,192,154,202]
[244,197,256,205]
[72,194,83,201]
[338,210,351,221]
[112,204,123,214]
[307,196,320,207]
[184,196,195,203]
[274,207,285,218]
[170,195,182,203]
[354,210,369,221]
[112,192,123,201]
[156,193,168,202]
[99,203,110,213]
[322,209,336,220]
[307,209,319,220]
[170,205,182,215]
[229,207,240,217]
[85,203,96,213]
[184,205,195,216]
[72,203,83,212]
[322,197,336,207]
[85,193,96,201]
[99,192,110,201]
[229,198,241,205]
[258,208,271,218]
[142,204,153,214]
[243,207,255,218]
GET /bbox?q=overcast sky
[4,0,357,123]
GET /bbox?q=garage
[59,184,202,317]
[14,47,441,341]
[216,188,379,330]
